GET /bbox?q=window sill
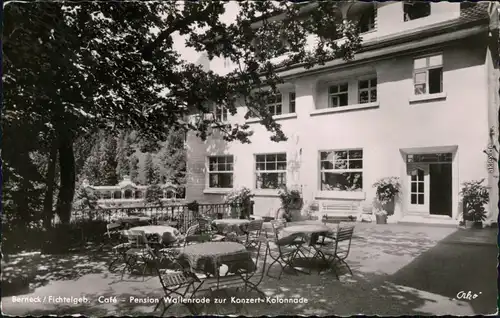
[310,102,379,117]
[203,188,232,195]
[246,113,297,124]
[253,189,281,197]
[314,191,366,201]
[409,92,447,104]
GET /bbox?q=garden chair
[238,219,264,249]
[150,250,202,316]
[196,216,224,242]
[106,222,131,272]
[121,230,156,281]
[266,220,307,280]
[193,238,268,314]
[313,223,355,279]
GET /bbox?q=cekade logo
[456,290,482,300]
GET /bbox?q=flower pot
[382,199,395,215]
[375,214,388,224]
[464,220,475,229]
[290,208,303,221]
[473,221,483,229]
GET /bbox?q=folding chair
[266,220,307,280]
[122,230,155,281]
[193,240,267,314]
[106,223,131,272]
[240,219,264,249]
[313,223,355,279]
[150,251,202,316]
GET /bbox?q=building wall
[187,39,493,221]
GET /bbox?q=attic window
[403,2,431,22]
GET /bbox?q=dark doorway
[429,163,452,216]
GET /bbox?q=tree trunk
[42,142,58,229]
[55,135,76,224]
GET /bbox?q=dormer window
[403,2,431,22]
[358,6,376,33]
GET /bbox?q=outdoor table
[117,216,151,228]
[177,242,255,276]
[281,224,333,245]
[128,225,180,246]
[212,219,251,235]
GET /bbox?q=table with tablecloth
[212,219,251,235]
[116,216,152,228]
[128,225,180,246]
[280,224,334,245]
[177,242,255,276]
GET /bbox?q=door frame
[399,146,458,219]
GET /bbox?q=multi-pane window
[320,149,363,191]
[358,6,376,33]
[410,168,425,205]
[255,153,287,189]
[208,155,234,188]
[328,83,349,108]
[289,92,296,113]
[358,78,377,104]
[214,104,228,122]
[413,54,443,95]
[403,2,431,22]
[267,94,282,116]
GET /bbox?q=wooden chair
[313,223,355,279]
[241,219,264,249]
[107,223,132,273]
[149,250,202,316]
[193,238,268,314]
[122,230,155,281]
[266,220,307,280]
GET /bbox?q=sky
[171,1,240,65]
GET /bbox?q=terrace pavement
[1,222,497,316]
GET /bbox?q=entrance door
[429,163,452,216]
[408,166,429,213]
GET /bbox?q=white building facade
[185,2,500,225]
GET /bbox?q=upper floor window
[320,149,363,192]
[267,93,283,116]
[289,92,296,113]
[358,6,376,33]
[358,78,377,104]
[403,2,431,22]
[213,104,228,122]
[255,153,287,189]
[413,54,443,95]
[208,155,234,188]
[328,83,349,108]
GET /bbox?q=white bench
[320,201,360,223]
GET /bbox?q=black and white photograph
[2,0,498,316]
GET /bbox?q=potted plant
[460,179,490,229]
[225,187,255,219]
[374,210,388,224]
[373,177,401,217]
[278,186,304,221]
[305,201,320,220]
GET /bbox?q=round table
[128,225,179,245]
[212,219,251,234]
[177,242,254,276]
[281,224,333,245]
[117,216,151,228]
